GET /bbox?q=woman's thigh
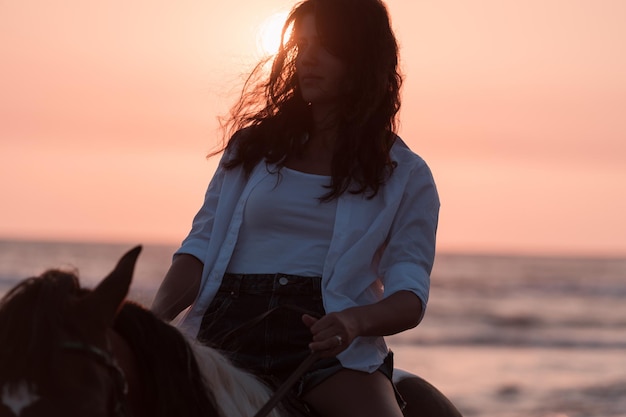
[303,369,404,417]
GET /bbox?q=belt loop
[273,273,281,291]
[312,276,322,299]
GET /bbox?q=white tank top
[226,167,338,276]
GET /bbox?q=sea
[1,239,625,417]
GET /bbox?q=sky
[1,0,625,257]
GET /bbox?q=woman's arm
[304,155,439,356]
[303,290,422,355]
[151,254,203,322]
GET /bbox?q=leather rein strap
[218,304,322,417]
[253,350,320,417]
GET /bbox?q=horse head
[0,246,142,417]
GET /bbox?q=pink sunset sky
[1,0,625,257]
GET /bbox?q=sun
[257,11,290,56]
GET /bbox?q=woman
[152,0,439,415]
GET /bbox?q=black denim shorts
[198,273,404,407]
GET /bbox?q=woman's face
[295,13,347,107]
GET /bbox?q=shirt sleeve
[174,152,229,262]
[378,158,440,323]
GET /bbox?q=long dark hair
[217,0,402,200]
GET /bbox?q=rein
[253,351,320,417]
[61,341,129,417]
[218,304,323,417]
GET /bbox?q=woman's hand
[302,310,359,357]
[302,291,423,357]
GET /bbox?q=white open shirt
[176,137,440,372]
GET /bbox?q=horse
[0,246,462,417]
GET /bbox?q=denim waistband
[221,273,322,296]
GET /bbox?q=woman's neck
[310,103,340,147]
[284,123,336,176]
[311,100,340,126]
[281,102,340,175]
[308,126,336,151]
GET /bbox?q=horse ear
[80,246,142,326]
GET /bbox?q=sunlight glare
[257,11,290,56]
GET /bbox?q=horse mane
[0,270,81,386]
[114,303,284,417]
[187,341,284,417]
[113,302,221,417]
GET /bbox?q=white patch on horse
[1,381,41,416]
[187,339,284,417]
